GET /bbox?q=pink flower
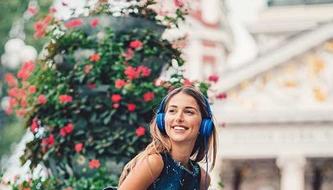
[65,18,83,28]
[27,5,38,16]
[20,97,27,108]
[112,103,120,109]
[49,7,57,13]
[136,126,145,137]
[84,64,93,74]
[143,92,154,102]
[124,66,139,80]
[90,18,99,28]
[174,0,184,7]
[137,65,151,77]
[4,73,17,87]
[115,79,127,89]
[16,109,27,117]
[37,95,47,105]
[59,95,73,104]
[216,92,227,100]
[127,103,136,112]
[28,85,37,94]
[89,159,101,169]
[208,74,219,83]
[123,48,134,60]
[9,97,18,107]
[75,143,83,153]
[129,40,143,49]
[89,53,100,62]
[111,94,122,102]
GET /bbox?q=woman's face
[164,92,202,143]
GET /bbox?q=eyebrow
[168,105,198,111]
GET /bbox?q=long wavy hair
[119,86,217,185]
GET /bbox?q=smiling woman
[118,86,217,190]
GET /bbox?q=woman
[118,86,217,190]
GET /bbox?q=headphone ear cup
[200,118,213,138]
[156,113,166,134]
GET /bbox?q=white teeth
[174,126,186,130]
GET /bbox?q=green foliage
[10,167,118,190]
[4,1,212,189]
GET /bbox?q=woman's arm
[118,154,164,190]
[200,167,211,190]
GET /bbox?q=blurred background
[1,0,333,190]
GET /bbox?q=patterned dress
[148,152,201,190]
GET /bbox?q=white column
[276,155,306,190]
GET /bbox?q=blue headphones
[156,95,214,139]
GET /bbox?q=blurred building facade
[183,0,333,190]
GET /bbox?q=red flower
[75,143,83,153]
[42,134,55,147]
[124,66,139,80]
[87,82,96,89]
[34,21,46,38]
[30,118,39,133]
[37,95,47,105]
[137,65,151,77]
[59,95,73,104]
[60,123,74,137]
[17,61,35,80]
[90,18,99,28]
[84,64,93,74]
[127,103,136,112]
[123,48,134,60]
[115,79,127,89]
[216,92,227,99]
[183,78,192,86]
[208,74,219,83]
[143,92,155,102]
[8,87,26,99]
[111,94,122,102]
[28,85,37,94]
[129,40,143,49]
[89,53,100,62]
[48,135,55,146]
[89,159,101,169]
[136,126,145,137]
[65,18,83,28]
[4,73,17,87]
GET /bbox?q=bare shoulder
[118,154,164,190]
[144,153,164,176]
[199,166,211,190]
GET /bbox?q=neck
[170,140,196,167]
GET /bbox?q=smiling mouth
[172,125,189,131]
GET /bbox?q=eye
[184,110,194,115]
[167,109,176,114]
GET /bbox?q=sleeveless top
[148,152,201,190]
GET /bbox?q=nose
[175,111,184,123]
